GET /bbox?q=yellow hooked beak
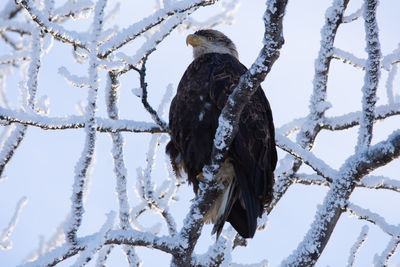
[186,34,206,47]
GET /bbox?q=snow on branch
[374,235,400,267]
[346,225,368,267]
[72,211,115,267]
[342,4,364,23]
[382,45,400,70]
[347,203,399,237]
[106,72,141,265]
[298,0,349,149]
[332,47,366,70]
[359,175,400,192]
[51,0,93,22]
[276,133,337,182]
[0,106,164,133]
[64,0,106,245]
[386,63,398,105]
[58,66,90,88]
[0,51,30,65]
[16,0,89,50]
[0,196,27,250]
[22,228,176,267]
[117,12,187,68]
[182,0,239,30]
[323,103,400,131]
[98,0,218,58]
[355,0,381,152]
[0,23,43,177]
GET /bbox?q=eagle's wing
[166,53,277,238]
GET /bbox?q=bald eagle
[166,29,277,238]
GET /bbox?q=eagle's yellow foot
[196,172,204,182]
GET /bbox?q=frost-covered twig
[0,196,27,250]
[297,0,349,149]
[193,228,235,266]
[64,0,106,245]
[106,72,141,266]
[182,0,239,30]
[95,245,114,267]
[293,173,330,187]
[347,203,399,237]
[23,215,67,263]
[0,51,30,64]
[51,0,93,22]
[347,225,368,267]
[386,63,397,105]
[117,12,187,68]
[72,211,115,267]
[16,0,88,50]
[342,4,364,23]
[323,103,400,131]
[382,45,400,70]
[332,47,366,70]
[0,24,42,176]
[355,0,381,152]
[1,0,22,19]
[58,66,90,88]
[276,117,306,137]
[22,228,175,267]
[276,133,337,182]
[359,175,400,192]
[0,107,164,133]
[374,235,400,267]
[98,0,218,58]
[136,57,169,131]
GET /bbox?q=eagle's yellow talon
[196,172,204,181]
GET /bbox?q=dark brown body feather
[166,53,277,238]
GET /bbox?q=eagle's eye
[207,36,214,41]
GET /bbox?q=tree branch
[356,0,381,152]
[64,0,106,245]
[282,128,400,266]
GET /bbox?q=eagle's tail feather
[211,181,237,238]
[228,164,260,238]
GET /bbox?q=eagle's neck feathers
[193,44,238,60]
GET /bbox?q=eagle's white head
[186,29,239,60]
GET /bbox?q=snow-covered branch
[297,0,349,149]
[276,133,337,182]
[355,0,381,152]
[347,225,368,267]
[0,196,27,250]
[106,72,141,266]
[16,0,88,50]
[98,0,218,58]
[347,203,399,237]
[64,0,106,245]
[0,107,164,133]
